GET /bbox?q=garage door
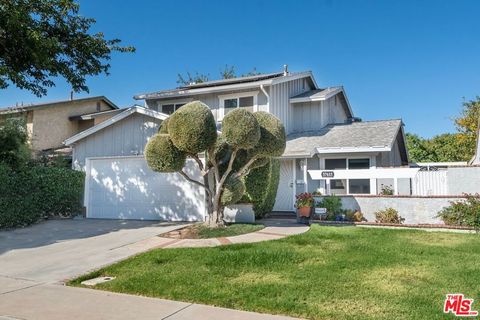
[85,156,205,221]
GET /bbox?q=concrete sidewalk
[154,219,309,249]
[0,277,299,320]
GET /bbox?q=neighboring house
[64,67,409,220]
[0,96,119,155]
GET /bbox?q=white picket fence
[412,171,448,196]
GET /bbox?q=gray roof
[178,72,284,89]
[134,71,315,100]
[283,119,403,157]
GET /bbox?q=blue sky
[2,0,480,138]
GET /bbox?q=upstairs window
[219,91,258,120]
[160,102,185,115]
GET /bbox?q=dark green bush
[437,194,480,230]
[168,101,217,154]
[222,109,260,149]
[375,207,405,224]
[0,164,84,229]
[145,134,186,172]
[251,112,286,157]
[243,158,281,218]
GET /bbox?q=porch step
[267,211,296,219]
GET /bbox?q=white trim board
[308,168,420,180]
[64,106,168,146]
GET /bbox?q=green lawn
[190,223,264,239]
[70,225,480,319]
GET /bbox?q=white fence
[412,171,448,196]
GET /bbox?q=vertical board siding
[270,78,310,134]
[72,113,162,170]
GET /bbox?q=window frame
[155,99,192,115]
[218,91,259,120]
[321,156,373,195]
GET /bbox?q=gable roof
[64,106,168,146]
[290,86,354,119]
[283,119,406,160]
[134,71,318,100]
[0,96,118,115]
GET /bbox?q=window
[325,158,346,170]
[219,91,258,119]
[324,157,372,195]
[348,158,370,169]
[349,179,371,194]
[160,103,185,115]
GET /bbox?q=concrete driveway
[0,218,185,283]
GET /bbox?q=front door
[273,159,294,211]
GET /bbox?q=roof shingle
[283,119,403,157]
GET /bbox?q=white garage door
[85,156,205,221]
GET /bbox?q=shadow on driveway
[0,218,184,255]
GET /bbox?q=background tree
[0,0,134,97]
[145,101,286,227]
[454,96,480,155]
[0,118,30,168]
[407,96,480,162]
[177,65,261,86]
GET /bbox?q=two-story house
[0,96,119,156]
[64,67,408,220]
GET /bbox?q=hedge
[243,158,281,218]
[0,164,84,229]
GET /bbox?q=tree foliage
[0,117,30,168]
[407,96,480,162]
[176,65,261,86]
[0,0,134,96]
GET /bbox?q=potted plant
[295,192,314,217]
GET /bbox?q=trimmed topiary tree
[144,101,286,227]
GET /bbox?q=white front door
[273,159,295,211]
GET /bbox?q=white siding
[291,95,349,132]
[72,113,162,170]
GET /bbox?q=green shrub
[145,134,186,172]
[317,195,343,220]
[243,158,281,218]
[437,194,480,230]
[221,174,245,206]
[168,101,217,154]
[375,208,405,224]
[222,109,260,149]
[251,112,286,157]
[0,164,84,229]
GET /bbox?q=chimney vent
[70,91,74,101]
[283,64,288,76]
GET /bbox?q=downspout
[260,84,269,111]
